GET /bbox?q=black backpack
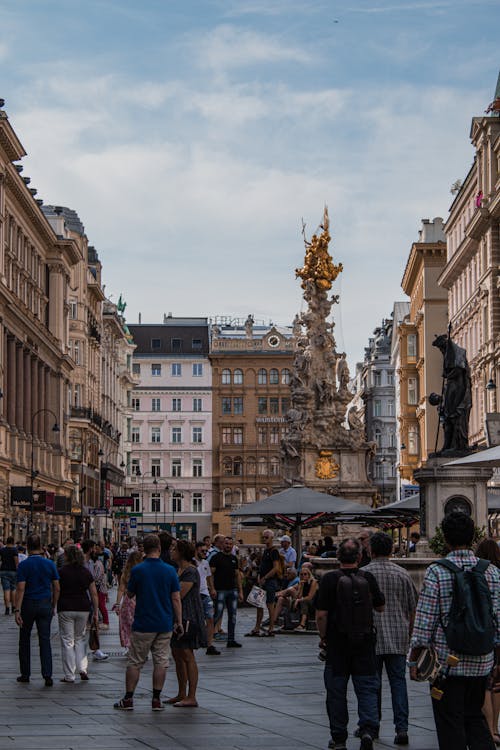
[334,569,373,641]
[436,558,496,656]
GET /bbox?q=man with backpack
[409,511,500,750]
[316,537,385,750]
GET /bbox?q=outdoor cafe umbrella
[229,486,370,553]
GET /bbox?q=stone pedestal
[302,445,375,506]
[414,456,493,536]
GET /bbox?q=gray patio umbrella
[229,486,370,552]
[444,446,500,468]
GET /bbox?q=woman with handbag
[112,551,143,652]
[57,544,99,682]
[166,540,207,708]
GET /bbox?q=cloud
[0,41,8,61]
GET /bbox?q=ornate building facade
[210,317,293,540]
[126,318,212,541]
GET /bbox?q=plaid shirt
[364,559,418,655]
[410,549,500,677]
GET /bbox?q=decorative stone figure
[337,352,350,392]
[430,333,472,454]
[244,314,254,339]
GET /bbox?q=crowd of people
[1,513,500,750]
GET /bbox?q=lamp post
[163,484,169,531]
[138,470,158,535]
[378,457,386,504]
[30,408,60,535]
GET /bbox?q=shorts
[127,630,172,669]
[263,578,279,604]
[0,571,17,591]
[201,593,214,619]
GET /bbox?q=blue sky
[1,0,498,365]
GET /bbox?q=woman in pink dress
[112,551,143,651]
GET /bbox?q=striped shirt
[410,549,500,677]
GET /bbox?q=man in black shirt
[316,538,385,750]
[0,537,18,614]
[248,529,281,637]
[210,536,243,648]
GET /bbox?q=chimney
[138,312,142,324]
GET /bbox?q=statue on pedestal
[430,332,472,454]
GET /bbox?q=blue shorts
[201,593,214,620]
[0,571,17,591]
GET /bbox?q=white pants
[58,611,89,680]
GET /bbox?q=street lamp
[30,408,60,535]
[138,470,158,533]
[378,457,387,504]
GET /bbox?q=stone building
[438,74,500,447]
[359,318,397,503]
[0,106,76,543]
[126,318,212,541]
[210,316,293,540]
[397,219,448,483]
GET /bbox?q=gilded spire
[295,206,343,291]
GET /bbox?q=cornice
[401,242,446,294]
[0,114,26,162]
[4,169,56,248]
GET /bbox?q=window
[408,426,419,455]
[151,338,161,350]
[258,368,267,385]
[151,427,161,443]
[152,363,161,377]
[192,338,202,350]
[247,457,256,475]
[375,428,382,448]
[171,338,182,353]
[152,398,161,412]
[387,372,394,386]
[192,427,202,443]
[407,334,417,358]
[132,493,140,514]
[171,363,181,377]
[374,371,381,387]
[270,426,280,445]
[281,397,290,414]
[222,369,231,385]
[151,459,161,477]
[281,368,291,385]
[408,377,418,405]
[258,397,267,414]
[132,363,141,375]
[73,384,81,407]
[72,340,81,365]
[374,400,381,417]
[131,459,141,476]
[233,369,243,385]
[172,427,182,444]
[172,492,183,513]
[222,397,232,414]
[193,398,202,412]
[172,458,181,477]
[258,426,267,445]
[192,459,202,477]
[270,397,279,415]
[233,397,243,414]
[387,399,394,417]
[132,427,140,443]
[270,457,280,476]
[233,456,243,476]
[132,397,140,411]
[233,427,243,444]
[388,430,396,448]
[269,368,279,384]
[151,493,161,512]
[172,398,181,412]
[258,457,268,475]
[69,298,77,320]
[192,363,203,377]
[192,493,202,513]
[223,457,233,475]
[222,426,232,444]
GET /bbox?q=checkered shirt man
[410,548,500,677]
[364,558,418,654]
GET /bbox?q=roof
[42,205,85,237]
[129,322,209,355]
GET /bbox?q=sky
[0,0,498,366]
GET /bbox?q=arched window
[222,368,231,385]
[269,368,279,384]
[223,457,233,475]
[270,457,280,476]
[233,488,242,507]
[258,368,267,385]
[233,368,243,385]
[247,457,256,475]
[258,457,268,476]
[223,488,233,507]
[233,456,243,476]
[281,368,291,385]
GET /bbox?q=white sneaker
[93,650,109,661]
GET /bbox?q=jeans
[19,598,54,679]
[58,611,89,680]
[97,591,109,625]
[214,589,238,641]
[376,654,409,733]
[324,665,379,743]
[432,676,495,750]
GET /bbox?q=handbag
[246,585,266,609]
[89,621,100,651]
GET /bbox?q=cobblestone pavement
[0,606,439,750]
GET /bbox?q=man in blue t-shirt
[14,534,60,686]
[114,534,182,712]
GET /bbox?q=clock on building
[267,335,280,348]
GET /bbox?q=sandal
[163,695,186,705]
[244,630,261,637]
[173,700,198,708]
[261,631,275,637]
[294,625,306,631]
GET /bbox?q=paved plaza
[0,608,439,750]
